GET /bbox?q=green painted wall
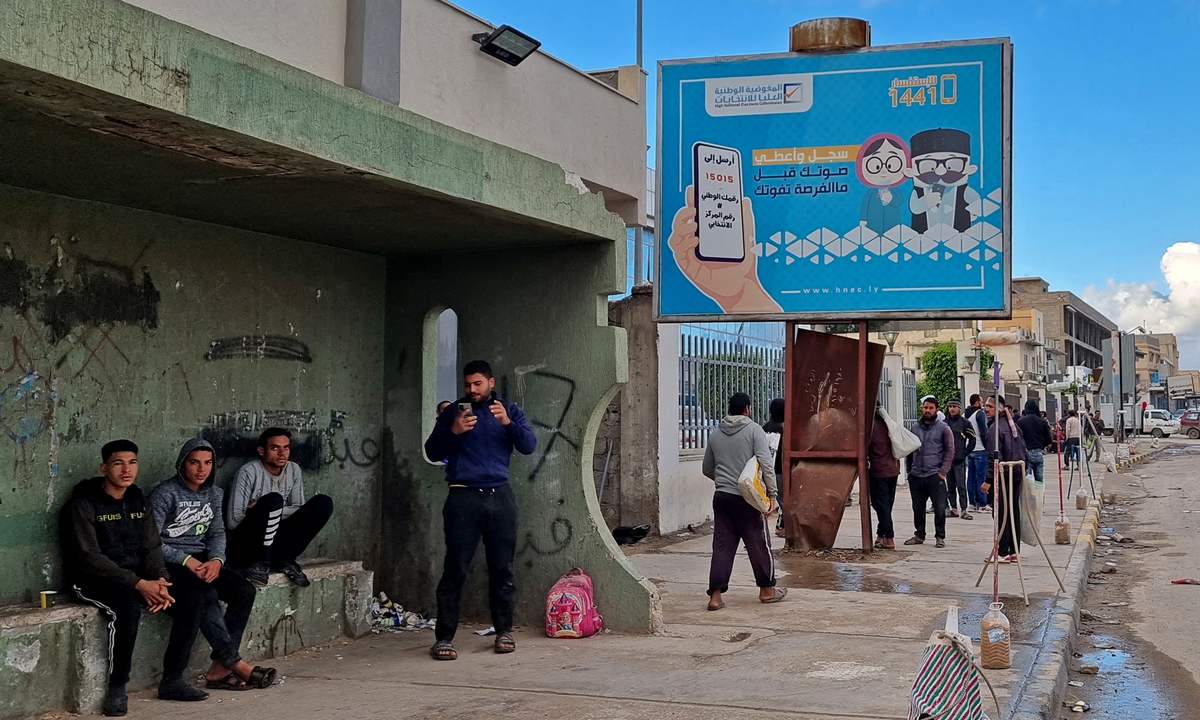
[381,243,661,632]
[0,184,385,604]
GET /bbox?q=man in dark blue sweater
[424,360,537,661]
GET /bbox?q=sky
[459,0,1200,365]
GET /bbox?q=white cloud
[1081,242,1200,370]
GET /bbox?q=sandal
[874,537,885,549]
[247,666,277,689]
[935,539,946,548]
[205,673,251,691]
[494,634,516,654]
[903,537,924,545]
[760,587,788,604]
[961,512,973,520]
[430,640,458,661]
[706,600,726,611]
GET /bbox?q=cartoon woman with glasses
[855,132,912,235]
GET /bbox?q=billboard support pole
[783,320,796,548]
[858,320,873,554]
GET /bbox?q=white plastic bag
[1019,474,1044,546]
[878,406,921,459]
[737,456,772,513]
[765,431,782,464]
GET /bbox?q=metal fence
[902,367,919,431]
[679,329,785,450]
[878,366,892,416]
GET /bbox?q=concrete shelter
[0,1,657,713]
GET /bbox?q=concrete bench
[0,559,372,720]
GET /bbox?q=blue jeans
[1026,448,1044,484]
[967,451,988,507]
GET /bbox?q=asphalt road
[1063,440,1200,719]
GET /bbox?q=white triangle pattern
[770,218,1004,267]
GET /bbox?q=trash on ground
[1092,642,1116,649]
[370,592,436,633]
[1068,680,1084,687]
[1172,578,1200,585]
[1103,619,1121,625]
[1070,700,1092,712]
[1079,609,1097,620]
[1104,601,1128,607]
[1100,566,1117,574]
[1078,663,1100,674]
[1101,527,1115,533]
[475,626,497,636]
[611,524,651,545]
[1112,533,1134,543]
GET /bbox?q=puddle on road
[774,558,917,593]
[1070,633,1200,719]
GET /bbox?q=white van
[1143,408,1181,438]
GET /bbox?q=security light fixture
[1016,368,1025,381]
[472,25,541,67]
[883,330,899,352]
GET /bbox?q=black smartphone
[692,142,746,262]
[458,402,473,416]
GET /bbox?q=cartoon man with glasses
[905,128,981,233]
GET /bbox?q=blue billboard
[655,39,1012,321]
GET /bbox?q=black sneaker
[281,561,310,587]
[239,561,270,587]
[102,690,128,717]
[158,680,209,702]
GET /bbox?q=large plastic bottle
[1076,487,1089,510]
[980,602,1011,669]
[1055,514,1072,545]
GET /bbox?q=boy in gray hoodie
[702,393,785,610]
[149,438,276,691]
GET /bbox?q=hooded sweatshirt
[1016,399,1053,451]
[148,438,226,567]
[702,415,777,499]
[60,476,169,589]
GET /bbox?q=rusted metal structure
[782,325,884,550]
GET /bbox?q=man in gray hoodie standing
[702,393,786,610]
[149,438,276,691]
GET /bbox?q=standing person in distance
[1016,399,1052,484]
[964,394,989,512]
[703,393,785,610]
[424,360,537,661]
[942,399,973,520]
[761,398,786,537]
[904,396,954,548]
[981,398,1027,562]
[869,405,900,550]
[1064,410,1083,469]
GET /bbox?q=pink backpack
[545,568,603,638]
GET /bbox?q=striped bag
[909,608,991,720]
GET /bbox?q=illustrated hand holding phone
[668,142,780,314]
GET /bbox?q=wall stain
[205,335,312,363]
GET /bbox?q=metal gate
[679,332,784,450]
[902,367,918,431]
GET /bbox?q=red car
[1181,410,1200,439]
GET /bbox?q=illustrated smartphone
[692,142,746,262]
[458,402,473,415]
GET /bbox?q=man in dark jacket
[1015,399,1052,483]
[982,398,1027,561]
[60,440,208,716]
[149,439,275,691]
[762,397,785,536]
[868,408,900,549]
[943,399,973,520]
[424,360,537,661]
[905,396,955,548]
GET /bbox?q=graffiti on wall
[205,336,312,363]
[199,409,379,471]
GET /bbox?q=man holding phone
[424,360,537,662]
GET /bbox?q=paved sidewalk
[124,489,1092,720]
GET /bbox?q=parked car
[1181,410,1200,440]
[1143,408,1181,438]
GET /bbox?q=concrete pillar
[611,286,661,528]
[962,370,981,403]
[883,352,904,417]
[345,0,402,105]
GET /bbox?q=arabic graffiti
[205,335,313,363]
[199,409,378,471]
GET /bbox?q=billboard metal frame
[653,37,1013,323]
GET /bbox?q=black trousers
[228,493,333,570]
[870,475,898,539]
[946,461,969,511]
[708,491,776,595]
[169,567,257,667]
[996,471,1024,557]
[909,474,947,540]
[435,485,518,642]
[73,577,201,686]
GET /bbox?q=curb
[1114,445,1165,470]
[1007,500,1101,720]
